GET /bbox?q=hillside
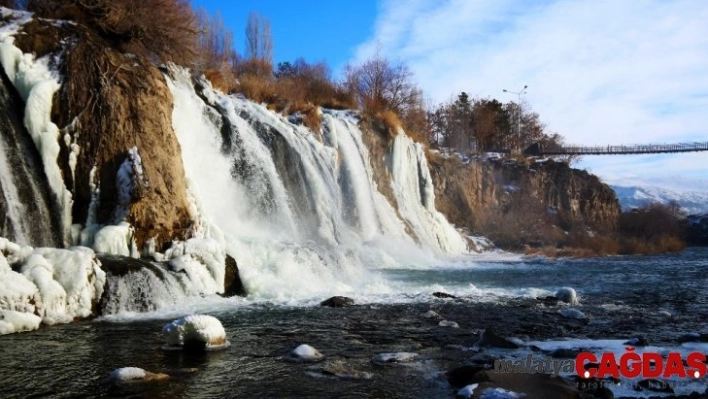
[611,184,708,215]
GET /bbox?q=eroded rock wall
[14,19,194,250]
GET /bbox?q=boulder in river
[320,296,355,308]
[162,314,229,351]
[475,328,520,349]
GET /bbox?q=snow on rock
[0,309,42,334]
[113,147,148,224]
[558,308,587,320]
[555,287,579,306]
[162,314,229,350]
[0,237,105,334]
[286,344,325,363]
[104,367,169,384]
[371,352,418,365]
[455,383,478,398]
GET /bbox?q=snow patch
[162,314,228,350]
[287,344,324,362]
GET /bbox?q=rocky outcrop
[429,155,621,250]
[13,17,194,251]
[223,254,246,297]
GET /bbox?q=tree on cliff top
[24,0,198,65]
[245,11,272,65]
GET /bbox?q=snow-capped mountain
[611,185,708,215]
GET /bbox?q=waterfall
[165,68,469,301]
[0,62,62,247]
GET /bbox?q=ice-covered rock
[555,287,579,305]
[162,314,229,350]
[104,367,169,384]
[0,238,105,334]
[286,344,324,362]
[0,310,42,334]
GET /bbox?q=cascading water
[165,68,470,302]
[0,55,61,247]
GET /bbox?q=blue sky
[191,0,378,74]
[196,0,708,192]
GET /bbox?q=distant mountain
[611,185,708,215]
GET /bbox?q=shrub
[26,0,198,65]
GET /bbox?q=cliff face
[429,154,621,250]
[13,18,194,250]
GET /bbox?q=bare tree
[245,11,272,63]
[195,8,235,73]
[345,50,420,116]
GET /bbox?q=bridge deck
[524,142,708,156]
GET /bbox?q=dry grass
[236,74,276,104]
[374,110,402,139]
[204,69,238,94]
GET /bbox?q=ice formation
[0,237,105,334]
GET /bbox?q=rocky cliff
[429,154,621,251]
[11,16,194,250]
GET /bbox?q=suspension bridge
[523,141,708,156]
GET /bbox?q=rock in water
[371,352,418,365]
[555,287,580,305]
[447,365,486,388]
[623,336,648,346]
[439,320,460,328]
[321,360,372,380]
[162,315,229,351]
[433,291,457,299]
[558,308,587,320]
[223,254,246,297]
[475,329,520,349]
[286,344,324,362]
[320,296,355,308]
[103,367,169,384]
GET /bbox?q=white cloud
[356,0,708,191]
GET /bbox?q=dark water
[1,248,707,398]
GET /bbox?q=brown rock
[16,21,195,250]
[223,254,246,297]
